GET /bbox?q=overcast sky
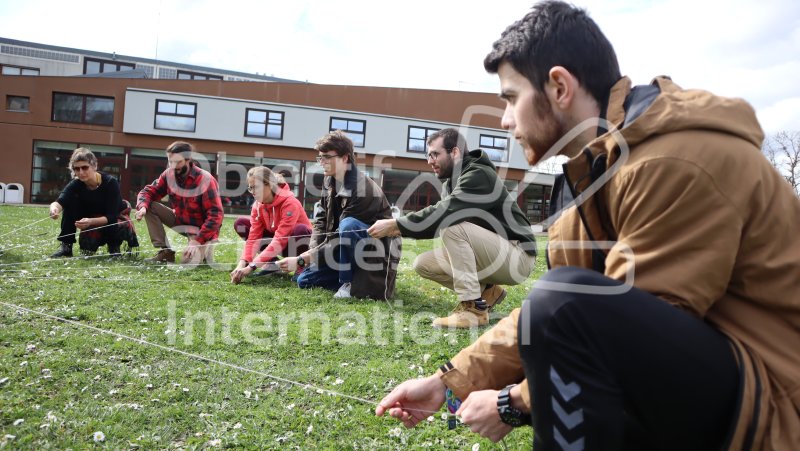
[1,0,798,133]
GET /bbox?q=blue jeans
[296,217,370,290]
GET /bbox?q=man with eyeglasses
[135,141,224,264]
[278,130,397,299]
[369,128,537,328]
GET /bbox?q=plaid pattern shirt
[136,163,223,244]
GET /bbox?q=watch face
[499,406,527,427]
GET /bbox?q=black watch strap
[497,384,531,427]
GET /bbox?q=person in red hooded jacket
[230,166,312,284]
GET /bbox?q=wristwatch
[297,256,306,268]
[497,384,531,427]
[248,262,258,271]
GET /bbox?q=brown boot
[146,248,175,263]
[432,301,489,328]
[482,285,507,312]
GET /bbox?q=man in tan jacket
[377,2,800,450]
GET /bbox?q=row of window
[4,91,509,161]
[1,64,40,76]
[151,100,509,161]
[31,141,550,221]
[82,56,222,80]
[1,57,225,80]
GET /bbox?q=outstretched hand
[135,207,147,221]
[367,219,401,239]
[49,203,61,219]
[375,375,446,428]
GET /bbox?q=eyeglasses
[425,151,441,162]
[315,154,339,163]
[426,148,451,162]
[72,165,92,172]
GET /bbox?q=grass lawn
[0,204,545,449]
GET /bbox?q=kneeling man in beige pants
[369,128,536,328]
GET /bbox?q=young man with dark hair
[279,131,398,299]
[369,127,537,328]
[135,141,224,264]
[378,2,800,449]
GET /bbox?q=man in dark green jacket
[369,128,537,327]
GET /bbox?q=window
[479,134,510,162]
[154,100,197,132]
[245,109,284,139]
[329,117,366,148]
[407,126,440,153]
[6,95,30,112]
[52,93,114,126]
[1,64,40,76]
[31,141,124,204]
[83,57,135,74]
[177,70,223,81]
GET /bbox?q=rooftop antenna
[154,0,162,62]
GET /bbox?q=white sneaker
[333,282,352,299]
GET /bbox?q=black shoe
[252,262,281,276]
[108,244,121,256]
[50,242,73,258]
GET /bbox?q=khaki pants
[413,222,536,302]
[144,202,215,262]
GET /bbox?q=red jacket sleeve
[136,171,169,211]
[242,204,264,262]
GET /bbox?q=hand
[74,218,94,230]
[135,207,147,221]
[277,256,297,273]
[49,203,61,219]
[456,389,512,442]
[183,239,201,263]
[230,264,253,284]
[375,375,446,428]
[368,219,401,239]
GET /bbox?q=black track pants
[518,266,739,451]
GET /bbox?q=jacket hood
[260,183,294,208]
[602,77,764,152]
[448,149,496,182]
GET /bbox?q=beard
[436,155,455,180]
[521,94,567,166]
[174,164,190,177]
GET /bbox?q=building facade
[0,37,554,224]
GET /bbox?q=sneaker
[482,285,507,312]
[432,301,489,328]
[50,242,73,258]
[333,282,352,299]
[145,248,176,263]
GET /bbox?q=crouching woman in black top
[49,148,138,257]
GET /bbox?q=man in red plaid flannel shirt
[135,141,223,264]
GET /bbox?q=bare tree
[763,131,800,196]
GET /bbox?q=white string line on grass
[0,217,133,253]
[0,275,223,285]
[0,224,379,267]
[0,216,52,240]
[0,299,441,418]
